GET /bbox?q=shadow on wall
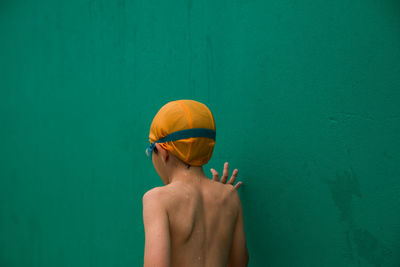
[384,0,400,30]
[0,0,17,19]
[239,170,288,266]
[0,0,11,11]
[241,164,395,266]
[324,167,393,267]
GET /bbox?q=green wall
[1,1,400,266]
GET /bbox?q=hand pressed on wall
[210,162,243,190]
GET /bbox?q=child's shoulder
[142,185,180,206]
[142,186,167,207]
[143,186,168,201]
[143,185,188,218]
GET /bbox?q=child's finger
[210,168,219,181]
[234,181,243,190]
[220,162,229,183]
[227,169,238,185]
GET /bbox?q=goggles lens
[145,142,155,158]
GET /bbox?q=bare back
[163,178,241,267]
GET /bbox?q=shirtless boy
[143,100,249,267]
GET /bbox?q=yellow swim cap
[148,100,216,166]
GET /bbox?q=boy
[143,100,249,267]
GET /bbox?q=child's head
[146,100,216,182]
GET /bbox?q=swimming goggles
[145,128,216,158]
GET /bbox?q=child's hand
[210,162,243,190]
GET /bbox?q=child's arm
[227,192,249,267]
[211,162,248,266]
[143,188,170,267]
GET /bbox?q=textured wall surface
[1,1,400,266]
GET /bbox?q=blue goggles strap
[146,128,216,157]
[156,128,216,143]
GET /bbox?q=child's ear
[155,143,169,163]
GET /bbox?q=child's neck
[168,165,207,184]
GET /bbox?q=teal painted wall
[1,1,400,266]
